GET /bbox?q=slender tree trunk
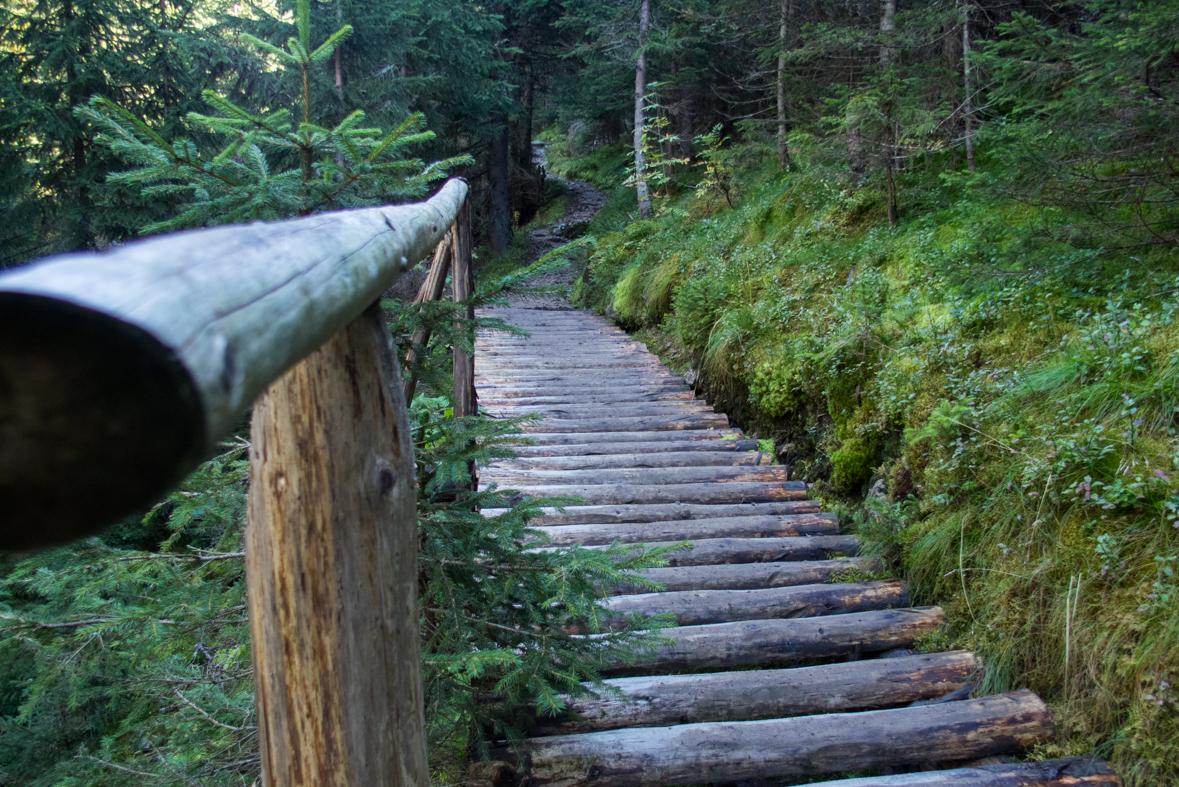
[879,0,896,65]
[881,0,897,224]
[519,69,535,169]
[961,1,976,173]
[633,0,653,219]
[776,0,789,170]
[489,117,512,256]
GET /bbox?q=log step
[599,579,910,628]
[797,758,1122,786]
[499,500,821,525]
[510,438,759,457]
[527,651,978,735]
[519,429,744,445]
[471,308,1117,787]
[533,513,838,546]
[497,480,806,505]
[481,464,789,488]
[483,691,1053,787]
[484,402,714,418]
[605,606,946,675]
[516,413,729,433]
[479,391,699,405]
[615,557,882,594]
[498,450,773,470]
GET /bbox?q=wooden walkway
[472,308,1121,787]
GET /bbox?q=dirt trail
[506,147,607,310]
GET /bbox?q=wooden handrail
[0,178,468,549]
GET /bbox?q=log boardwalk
[472,307,1120,787]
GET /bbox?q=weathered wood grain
[491,500,820,525]
[616,557,880,593]
[612,607,945,674]
[483,402,714,419]
[613,535,861,566]
[518,429,744,445]
[790,757,1121,786]
[452,202,476,417]
[509,439,759,457]
[516,413,729,433]
[598,580,910,628]
[481,690,1052,787]
[481,464,790,487]
[402,230,452,404]
[480,392,698,406]
[246,303,426,787]
[477,381,690,396]
[531,513,838,546]
[0,179,466,544]
[526,651,978,735]
[497,450,771,470]
[500,480,805,505]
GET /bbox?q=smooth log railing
[0,178,473,787]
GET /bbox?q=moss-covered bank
[549,139,1179,785]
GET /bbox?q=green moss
[830,436,880,495]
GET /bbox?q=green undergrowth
[571,143,1179,784]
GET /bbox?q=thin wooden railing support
[452,200,477,417]
[246,301,427,787]
[402,231,454,404]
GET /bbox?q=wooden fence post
[246,301,427,787]
[403,233,454,404]
[452,200,476,417]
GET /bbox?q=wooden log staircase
[473,307,1120,787]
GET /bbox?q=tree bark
[452,201,477,417]
[616,557,882,594]
[519,69,535,169]
[505,499,819,525]
[880,0,896,64]
[530,513,837,547]
[499,448,770,470]
[402,233,453,404]
[515,412,729,433]
[782,757,1122,786]
[777,0,790,170]
[483,690,1051,787]
[489,117,512,256]
[526,651,976,735]
[246,302,426,787]
[597,579,910,629]
[633,0,653,218]
[962,0,976,172]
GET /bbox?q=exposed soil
[506,170,607,310]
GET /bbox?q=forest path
[507,166,607,310]
[470,307,1121,787]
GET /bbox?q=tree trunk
[519,70,535,169]
[880,0,896,64]
[489,117,512,256]
[777,0,789,170]
[962,0,976,172]
[633,0,653,218]
[246,302,427,787]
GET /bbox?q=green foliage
[79,0,469,233]
[0,447,255,785]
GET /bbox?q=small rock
[683,368,698,386]
[867,478,888,500]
